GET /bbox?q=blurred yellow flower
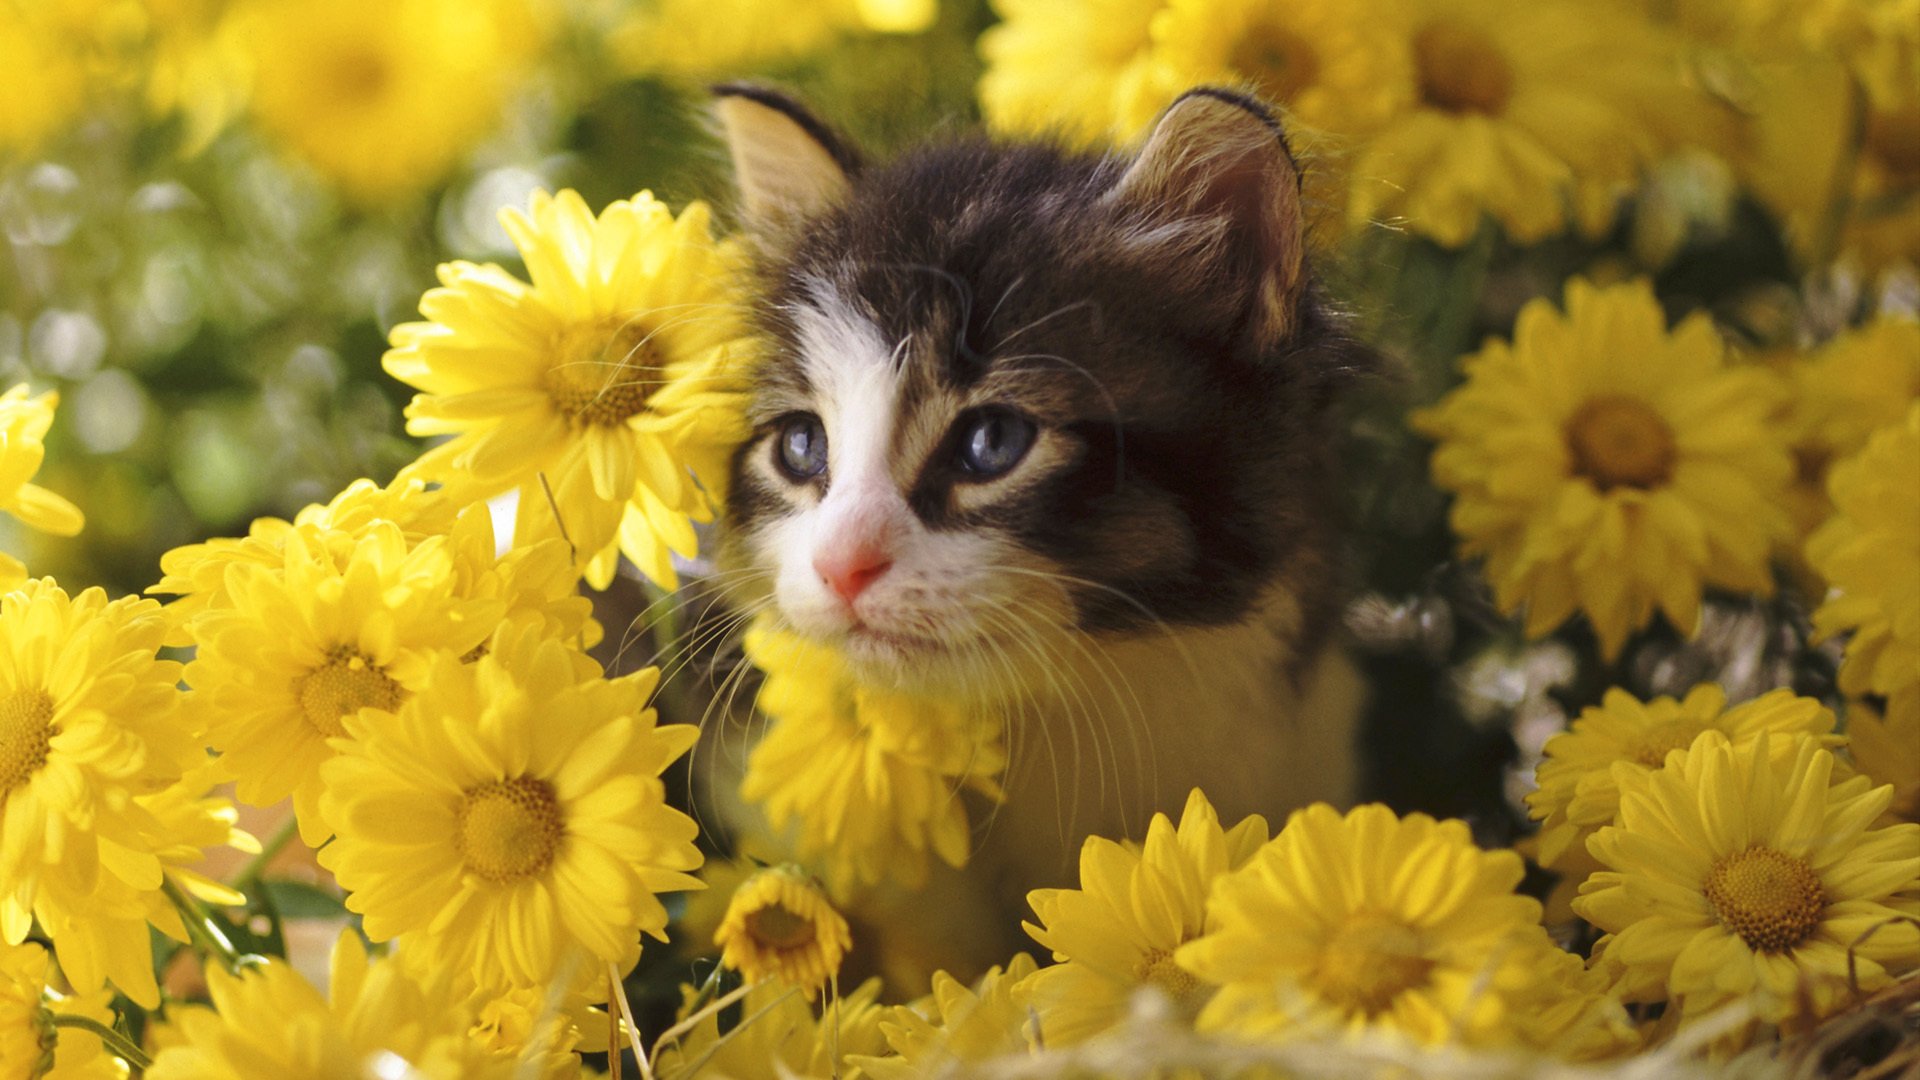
[1779,316,1920,540]
[148,933,520,1079]
[1576,732,1920,1047]
[1527,686,1840,873]
[1807,404,1920,724]
[464,971,620,1077]
[183,523,502,845]
[0,386,85,588]
[615,0,932,79]
[1414,278,1792,659]
[715,865,852,998]
[1848,698,1920,823]
[1179,803,1602,1051]
[0,7,89,158]
[237,0,538,201]
[654,977,890,1080]
[977,0,1162,147]
[0,941,126,1080]
[0,581,245,1009]
[317,630,703,987]
[1021,788,1268,1045]
[853,955,1038,1080]
[386,189,753,589]
[741,623,1006,892]
[1349,0,1721,247]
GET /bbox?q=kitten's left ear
[1108,89,1307,347]
[712,83,861,231]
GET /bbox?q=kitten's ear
[712,84,860,229]
[1108,89,1307,346]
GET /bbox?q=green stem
[161,877,242,974]
[52,1014,152,1070]
[226,813,299,889]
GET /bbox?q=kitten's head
[713,85,1368,694]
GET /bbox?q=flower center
[1312,913,1433,1016]
[1229,22,1322,106]
[1566,394,1677,491]
[1704,847,1825,953]
[1866,103,1920,182]
[1135,947,1206,1009]
[0,690,55,794]
[543,318,661,427]
[326,47,393,106]
[744,902,818,952]
[457,777,564,883]
[295,648,402,738]
[1414,22,1514,116]
[1627,718,1710,767]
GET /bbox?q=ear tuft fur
[712,83,860,230]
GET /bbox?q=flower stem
[51,1014,152,1070]
[226,813,299,888]
[162,876,243,973]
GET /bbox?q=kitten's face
[715,90,1357,693]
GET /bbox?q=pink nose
[814,547,893,605]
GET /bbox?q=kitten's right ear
[712,84,859,229]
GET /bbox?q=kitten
[708,84,1371,975]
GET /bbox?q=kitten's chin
[826,623,1008,699]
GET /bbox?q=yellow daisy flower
[613,0,845,78]
[465,971,622,1077]
[654,976,890,1080]
[1527,686,1841,873]
[852,955,1039,1080]
[715,865,853,998]
[1,941,127,1080]
[183,523,502,845]
[1807,404,1920,724]
[1349,0,1720,247]
[1178,803,1608,1051]
[1575,732,1920,1045]
[316,630,703,988]
[1021,788,1269,1045]
[385,188,753,589]
[1778,316,1920,541]
[147,933,519,1079]
[1847,698,1920,823]
[977,0,1171,148]
[1413,278,1792,659]
[238,0,538,202]
[0,386,85,587]
[741,623,1007,892]
[0,581,243,1008]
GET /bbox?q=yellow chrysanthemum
[1414,278,1792,659]
[183,523,503,845]
[978,0,1174,148]
[852,955,1039,1080]
[614,0,889,78]
[1807,404,1920,724]
[0,386,85,588]
[0,581,249,1009]
[1179,803,1623,1054]
[147,933,520,1079]
[1777,316,1920,541]
[1349,0,1724,247]
[317,629,703,988]
[237,0,537,201]
[1021,788,1269,1045]
[654,977,890,1080]
[715,866,853,998]
[0,941,126,1080]
[464,971,622,1077]
[1848,698,1920,823]
[741,623,1007,893]
[385,188,753,589]
[0,7,88,158]
[1527,686,1841,873]
[1575,732,1920,1046]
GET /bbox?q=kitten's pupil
[777,413,828,479]
[957,410,1035,479]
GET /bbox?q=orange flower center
[0,689,54,794]
[1230,22,1323,106]
[1415,22,1514,116]
[544,318,662,426]
[296,648,402,738]
[1704,847,1825,953]
[1312,913,1432,1016]
[1567,394,1677,491]
[1628,718,1710,767]
[744,902,818,952]
[457,777,565,883]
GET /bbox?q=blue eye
[956,410,1036,479]
[776,413,828,480]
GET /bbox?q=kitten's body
[706,87,1370,978]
